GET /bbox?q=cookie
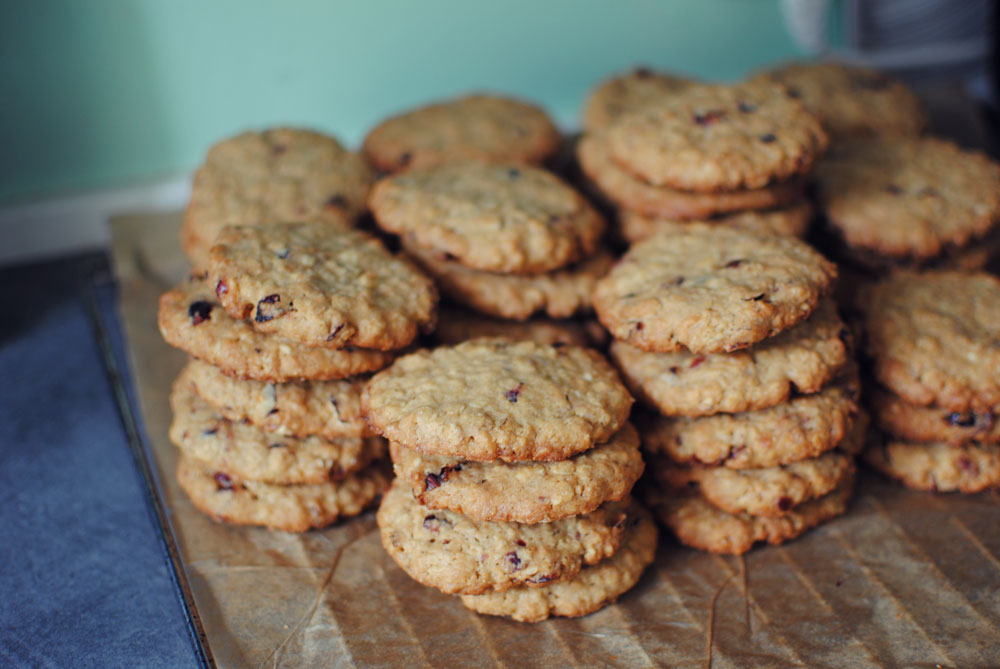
[582,67,694,132]
[158,276,395,382]
[179,358,371,439]
[433,305,606,348]
[606,82,828,192]
[863,441,1000,494]
[369,163,606,274]
[209,223,438,350]
[652,451,856,517]
[176,454,389,532]
[169,380,385,485]
[460,504,657,622]
[405,242,614,320]
[862,271,1000,412]
[750,62,927,139]
[363,339,633,462]
[363,94,560,173]
[609,299,849,416]
[617,200,813,244]
[638,373,860,467]
[594,227,837,354]
[814,137,1000,261]
[577,133,804,219]
[871,387,1000,446]
[646,481,852,554]
[390,422,644,523]
[181,127,374,269]
[376,479,630,595]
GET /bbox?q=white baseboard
[0,176,190,267]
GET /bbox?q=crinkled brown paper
[111,212,1000,668]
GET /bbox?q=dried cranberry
[215,280,229,297]
[690,356,706,369]
[669,366,680,375]
[325,194,347,209]
[188,301,213,325]
[946,412,977,428]
[214,472,233,490]
[255,294,284,323]
[506,383,524,403]
[777,496,793,512]
[425,473,442,490]
[516,539,526,547]
[693,109,726,126]
[958,457,976,473]
[505,551,523,571]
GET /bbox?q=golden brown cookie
[405,242,614,320]
[652,451,856,517]
[158,276,396,382]
[369,163,605,274]
[862,271,1000,412]
[390,423,644,523]
[363,339,633,462]
[176,455,389,532]
[460,504,657,622]
[363,94,560,172]
[178,358,372,439]
[645,481,852,554]
[814,137,1000,262]
[871,386,1000,446]
[617,200,812,244]
[606,82,828,192]
[582,67,694,132]
[209,223,437,351]
[863,440,1000,494]
[637,373,861,467]
[594,227,837,354]
[577,133,804,219]
[610,299,850,416]
[181,127,374,269]
[750,61,927,139]
[169,380,384,485]
[376,479,630,595]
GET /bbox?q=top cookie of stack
[365,94,612,323]
[578,73,825,243]
[181,127,375,270]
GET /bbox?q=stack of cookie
[180,127,374,270]
[577,75,824,244]
[860,271,1000,494]
[363,339,656,622]
[594,227,865,554]
[369,161,614,322]
[157,222,438,531]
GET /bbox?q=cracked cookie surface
[363,339,633,461]
[594,228,837,354]
[158,276,396,381]
[370,163,605,274]
[209,222,437,350]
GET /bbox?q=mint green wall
[0,1,814,203]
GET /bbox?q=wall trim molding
[0,177,190,267]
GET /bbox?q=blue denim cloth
[0,256,197,668]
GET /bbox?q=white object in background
[0,177,190,267]
[781,0,832,53]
